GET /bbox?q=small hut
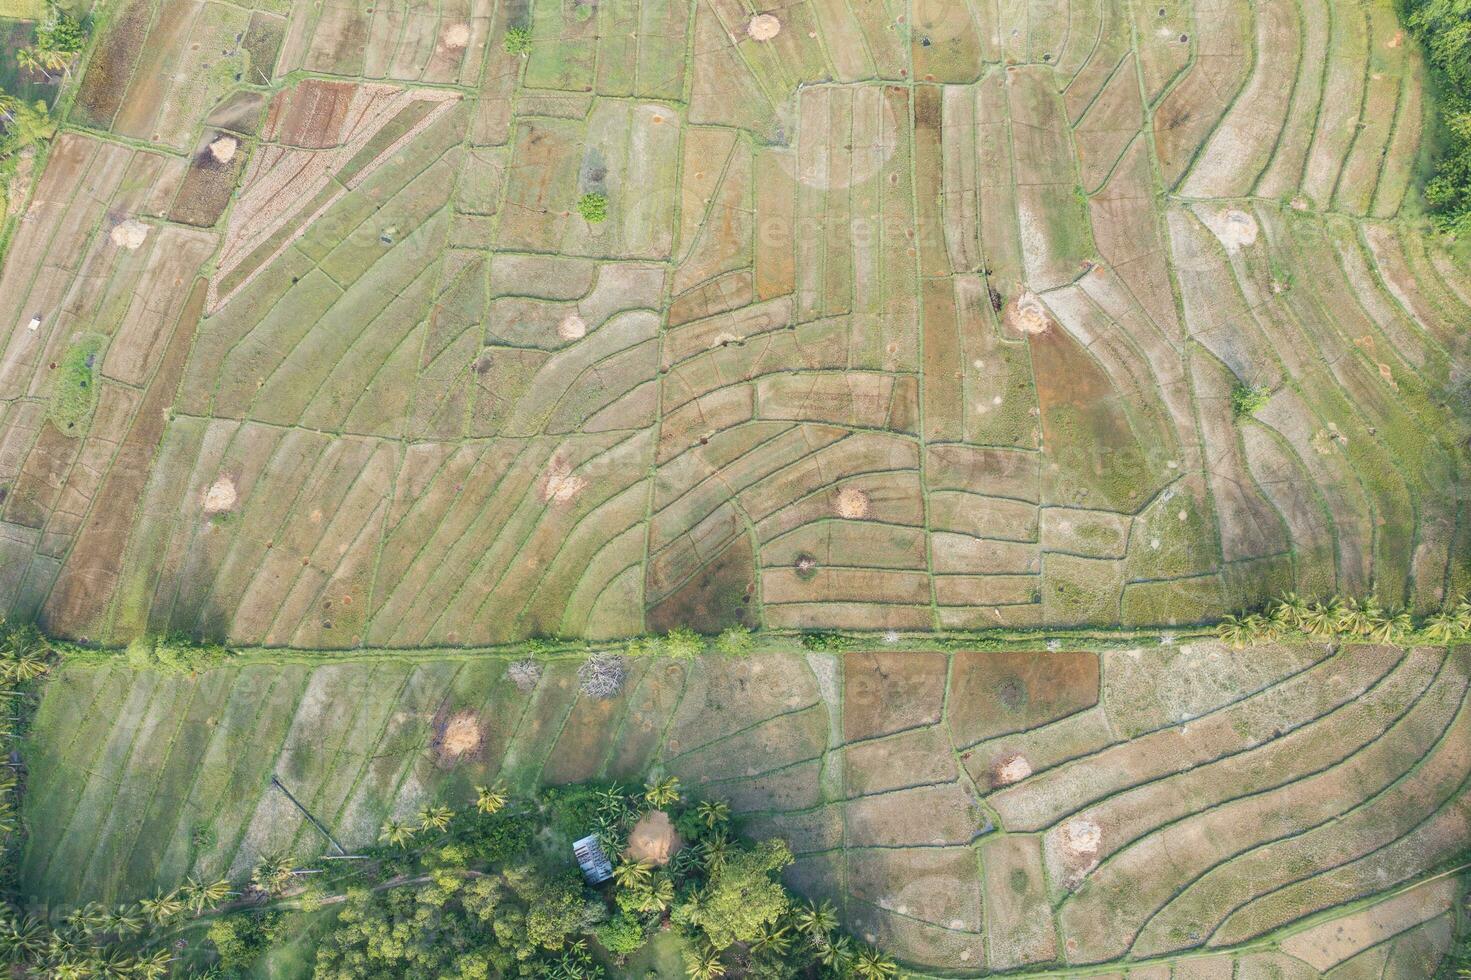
[572,834,613,884]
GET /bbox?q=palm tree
[1424,609,1460,644]
[1335,597,1370,636]
[64,901,109,937]
[1452,597,1471,634]
[683,945,726,980]
[1365,607,1410,644]
[793,899,839,942]
[594,785,628,819]
[1246,612,1280,643]
[816,933,855,970]
[1301,601,1336,638]
[612,858,653,890]
[640,875,674,914]
[644,775,681,808]
[181,876,231,913]
[251,854,295,896]
[139,891,185,925]
[474,784,508,815]
[14,48,53,82]
[0,913,47,961]
[0,652,49,683]
[1271,592,1309,631]
[417,804,453,832]
[35,47,71,79]
[1215,613,1251,648]
[0,92,18,125]
[132,948,173,979]
[698,832,730,869]
[379,819,416,848]
[853,946,899,979]
[102,904,143,937]
[696,799,729,829]
[749,921,791,956]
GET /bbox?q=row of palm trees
[0,876,230,977]
[681,899,897,980]
[1216,593,1471,647]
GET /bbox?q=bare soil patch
[625,809,683,865]
[432,708,483,764]
[109,219,150,250]
[539,453,586,504]
[748,13,781,40]
[202,477,237,514]
[1002,290,1054,335]
[835,486,871,518]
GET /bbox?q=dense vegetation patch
[1399,0,1471,233]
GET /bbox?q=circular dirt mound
[441,23,470,48]
[203,477,237,514]
[110,219,150,250]
[438,710,482,759]
[626,810,683,865]
[558,313,587,340]
[748,13,781,39]
[836,487,870,519]
[208,135,239,164]
[1003,290,1053,335]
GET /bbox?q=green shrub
[800,631,853,652]
[577,192,608,223]
[595,913,647,957]
[503,24,532,55]
[713,625,753,656]
[1230,382,1269,419]
[1400,0,1471,233]
[36,7,87,54]
[663,626,704,659]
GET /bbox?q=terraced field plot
[1,0,1469,642]
[21,644,1469,974]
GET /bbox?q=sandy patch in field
[208,135,239,164]
[541,454,586,503]
[1201,207,1258,253]
[203,477,237,513]
[558,312,587,340]
[836,487,871,518]
[110,218,150,250]
[1003,290,1053,335]
[626,810,683,865]
[1057,817,1102,886]
[438,710,482,758]
[991,752,1033,786]
[441,23,470,48]
[748,13,781,40]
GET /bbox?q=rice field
[2,0,1470,973]
[0,0,1466,645]
[19,643,1468,975]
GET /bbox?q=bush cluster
[124,633,233,673]
[1400,0,1471,234]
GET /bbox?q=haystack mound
[202,477,237,513]
[748,13,781,40]
[626,809,683,865]
[110,219,150,250]
[1003,290,1053,335]
[558,313,587,340]
[441,23,471,48]
[208,135,239,164]
[836,486,870,519]
[439,709,482,758]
